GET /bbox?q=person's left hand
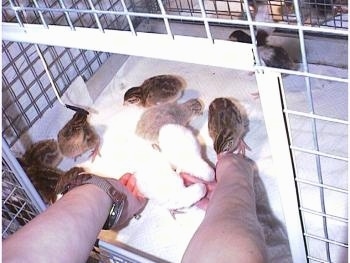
[102,174,147,229]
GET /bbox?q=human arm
[3,175,146,263]
[182,153,267,263]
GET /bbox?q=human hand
[55,168,147,229]
[180,172,216,210]
[106,173,147,229]
[179,154,256,210]
[119,173,145,199]
[216,152,257,182]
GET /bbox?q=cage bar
[255,70,308,262]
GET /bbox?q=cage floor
[12,55,347,262]
[79,56,286,262]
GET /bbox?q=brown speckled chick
[17,139,64,204]
[135,98,203,144]
[123,74,186,107]
[55,166,86,195]
[57,109,100,162]
[208,97,250,155]
[19,139,63,168]
[23,165,64,204]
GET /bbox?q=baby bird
[135,98,203,145]
[123,74,186,107]
[158,124,215,182]
[255,29,297,70]
[229,29,297,70]
[229,30,253,44]
[17,139,65,204]
[19,139,63,168]
[57,108,100,162]
[208,97,250,155]
[23,165,64,204]
[132,147,207,218]
[55,166,86,195]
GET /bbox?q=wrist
[56,170,126,230]
[217,151,235,160]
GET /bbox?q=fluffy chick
[19,139,63,168]
[229,29,297,70]
[123,74,186,107]
[158,124,215,182]
[57,110,100,162]
[208,97,250,155]
[133,148,207,218]
[135,98,203,144]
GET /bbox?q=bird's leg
[248,71,255,77]
[250,91,260,100]
[74,154,83,162]
[169,208,186,220]
[236,139,251,156]
[152,143,161,151]
[90,143,101,162]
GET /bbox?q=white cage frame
[2,1,348,262]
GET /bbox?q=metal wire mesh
[2,41,111,147]
[2,159,41,239]
[280,74,348,262]
[2,0,348,31]
[2,0,133,30]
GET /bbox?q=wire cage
[2,159,40,238]
[2,0,348,262]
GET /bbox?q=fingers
[180,172,215,185]
[194,181,217,210]
[180,172,217,211]
[205,182,216,195]
[119,173,145,199]
[109,177,147,229]
[195,197,210,210]
[180,172,204,186]
[119,173,132,185]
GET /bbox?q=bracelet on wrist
[57,171,126,230]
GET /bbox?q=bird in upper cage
[123,74,186,107]
[23,165,64,204]
[57,108,100,162]
[229,30,253,44]
[19,139,63,168]
[208,97,250,155]
[135,98,203,145]
[229,29,297,70]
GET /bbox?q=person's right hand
[216,152,257,182]
[180,172,216,210]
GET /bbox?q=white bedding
[74,56,284,262]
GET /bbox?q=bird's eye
[126,97,140,104]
